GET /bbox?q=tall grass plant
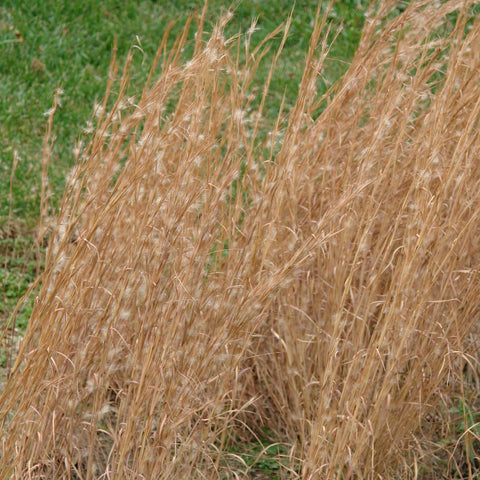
[1,1,479,478]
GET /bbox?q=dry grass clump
[1,1,480,478]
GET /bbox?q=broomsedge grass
[1,1,480,478]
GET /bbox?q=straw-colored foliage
[1,1,479,478]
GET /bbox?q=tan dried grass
[1,1,479,478]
